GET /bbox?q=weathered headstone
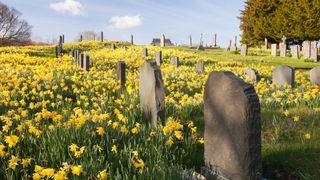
[84,55,90,71]
[111,44,117,50]
[196,61,204,74]
[80,53,84,68]
[212,34,217,48]
[142,48,148,57]
[116,61,126,91]
[131,34,134,45]
[203,71,262,180]
[240,44,248,56]
[172,56,179,67]
[272,65,295,87]
[280,43,286,57]
[197,44,205,51]
[160,34,165,47]
[271,44,277,56]
[290,45,299,59]
[311,41,318,62]
[310,66,320,86]
[156,51,162,66]
[139,60,165,128]
[302,41,311,58]
[230,36,237,51]
[101,32,104,42]
[244,68,259,82]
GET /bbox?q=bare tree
[0,2,32,46]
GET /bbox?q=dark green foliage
[240,0,320,46]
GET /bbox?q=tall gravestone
[84,55,90,71]
[156,51,162,66]
[80,53,84,68]
[80,35,83,42]
[244,68,259,82]
[226,40,232,51]
[310,66,320,86]
[161,34,166,47]
[302,41,311,58]
[131,34,134,45]
[203,71,262,180]
[101,32,104,42]
[272,65,295,87]
[241,44,248,56]
[196,61,204,74]
[189,35,193,48]
[172,56,179,67]
[271,44,277,56]
[139,60,165,128]
[290,45,299,59]
[230,36,237,51]
[311,41,318,62]
[200,33,204,46]
[142,48,148,57]
[212,34,217,48]
[280,36,287,57]
[116,61,126,91]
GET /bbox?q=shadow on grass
[263,142,320,180]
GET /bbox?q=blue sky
[2,0,245,46]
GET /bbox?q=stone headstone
[264,38,268,48]
[131,34,134,45]
[142,48,148,57]
[101,32,104,42]
[111,44,117,50]
[84,55,90,71]
[212,34,217,47]
[197,44,205,51]
[230,36,237,51]
[272,65,295,87]
[302,41,311,58]
[271,44,277,56]
[241,44,248,56]
[80,53,84,68]
[160,34,166,47]
[172,56,179,67]
[280,43,287,57]
[189,35,193,48]
[244,68,259,82]
[139,60,165,128]
[310,66,320,86]
[290,45,299,59]
[156,51,162,66]
[116,61,126,91]
[204,71,262,180]
[196,61,204,74]
[226,40,232,51]
[311,41,318,62]
[200,33,204,46]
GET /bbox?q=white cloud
[49,0,84,16]
[109,15,142,29]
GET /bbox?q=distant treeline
[239,0,320,46]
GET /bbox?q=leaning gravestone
[311,41,318,62]
[241,44,248,56]
[172,56,180,67]
[310,66,320,86]
[271,44,277,56]
[290,45,299,59]
[84,55,90,72]
[272,65,295,87]
[142,48,148,57]
[156,51,162,66]
[196,61,204,74]
[203,71,262,180]
[244,68,259,82]
[139,60,165,128]
[116,60,126,91]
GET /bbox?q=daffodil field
[1,41,320,179]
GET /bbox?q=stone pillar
[212,34,217,48]
[189,35,192,48]
[131,34,134,45]
[203,71,262,180]
[160,34,165,47]
[101,32,104,42]
[139,60,165,128]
